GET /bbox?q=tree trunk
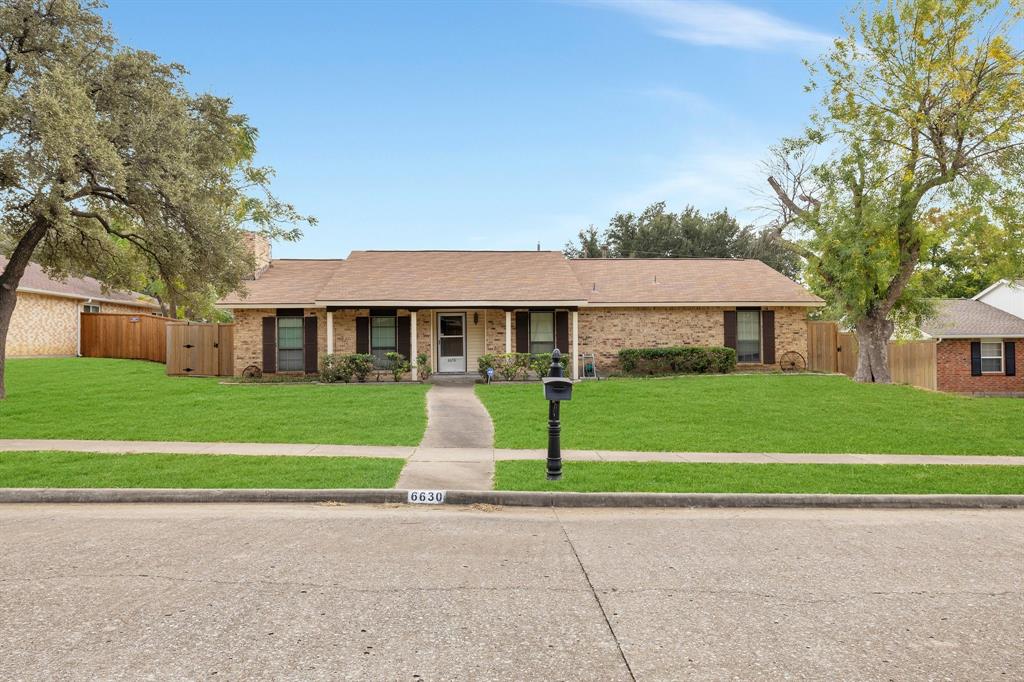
[0,217,51,399]
[853,312,894,383]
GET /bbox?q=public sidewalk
[1,439,1022,467]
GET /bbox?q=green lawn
[477,375,1024,455]
[495,460,1024,495]
[0,451,404,488]
[0,358,429,445]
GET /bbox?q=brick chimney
[242,231,272,280]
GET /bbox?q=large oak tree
[767,0,1024,382]
[0,1,313,398]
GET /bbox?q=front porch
[324,306,580,380]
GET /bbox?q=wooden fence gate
[166,323,234,376]
[81,313,170,363]
[807,321,938,390]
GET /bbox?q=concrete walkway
[396,384,496,490]
[1,439,1023,467]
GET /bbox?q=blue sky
[103,0,847,258]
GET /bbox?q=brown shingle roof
[216,251,822,308]
[919,299,1024,338]
[317,251,588,304]
[1,256,159,308]
[218,259,344,306]
[569,258,824,305]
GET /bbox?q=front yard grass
[476,374,1024,455]
[0,358,429,445]
[494,460,1024,495]
[0,451,405,488]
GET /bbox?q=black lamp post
[541,348,573,481]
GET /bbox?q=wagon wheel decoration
[779,351,806,372]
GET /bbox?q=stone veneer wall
[8,292,155,357]
[936,339,1023,394]
[578,306,809,373]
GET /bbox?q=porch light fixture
[473,312,479,325]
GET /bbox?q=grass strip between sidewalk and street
[494,461,1024,495]
[0,451,405,489]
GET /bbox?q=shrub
[618,346,736,376]
[479,352,530,381]
[416,353,432,380]
[385,352,411,382]
[318,353,353,383]
[528,352,570,377]
[349,354,375,383]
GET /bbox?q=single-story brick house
[918,298,1023,394]
[1,256,160,357]
[217,237,823,379]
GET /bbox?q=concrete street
[0,505,1021,681]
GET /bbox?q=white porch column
[571,309,579,380]
[326,310,334,354]
[505,310,512,353]
[410,310,418,381]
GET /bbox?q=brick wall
[936,339,1023,394]
[578,306,810,372]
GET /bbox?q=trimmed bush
[478,352,531,381]
[528,352,570,377]
[319,353,375,383]
[618,346,736,376]
[416,353,432,380]
[384,352,411,382]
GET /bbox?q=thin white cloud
[639,87,715,115]
[589,0,832,51]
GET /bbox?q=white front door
[437,314,467,373]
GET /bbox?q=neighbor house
[918,298,1023,395]
[973,279,1024,319]
[1,256,160,357]
[217,236,823,379]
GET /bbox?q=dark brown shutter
[261,317,276,373]
[761,310,775,364]
[396,316,411,359]
[555,311,569,354]
[515,311,529,354]
[355,316,370,354]
[970,341,982,376]
[1005,341,1016,376]
[723,310,737,350]
[303,315,318,373]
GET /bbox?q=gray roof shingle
[2,256,159,308]
[919,299,1024,338]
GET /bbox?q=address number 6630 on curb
[407,490,446,504]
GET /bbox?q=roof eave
[18,286,161,309]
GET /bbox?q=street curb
[0,488,1022,509]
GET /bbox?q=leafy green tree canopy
[766,0,1024,382]
[0,0,314,398]
[564,202,801,278]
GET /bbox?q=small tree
[0,1,313,398]
[766,0,1024,382]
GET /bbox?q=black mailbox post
[541,349,573,480]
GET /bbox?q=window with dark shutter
[262,316,276,373]
[723,310,737,350]
[355,316,370,354]
[761,310,776,365]
[970,341,982,376]
[1005,341,1016,376]
[303,316,318,373]
[515,311,529,354]
[555,311,569,354]
[396,316,411,360]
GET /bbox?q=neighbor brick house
[919,298,1023,395]
[1,256,160,357]
[217,236,823,379]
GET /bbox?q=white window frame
[529,311,555,355]
[736,308,762,364]
[980,339,1004,374]
[83,303,100,313]
[276,316,305,372]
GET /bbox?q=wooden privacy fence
[807,321,938,390]
[166,322,234,377]
[80,313,171,363]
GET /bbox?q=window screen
[529,312,555,354]
[277,317,304,371]
[371,316,397,367]
[980,341,1003,373]
[736,310,761,363]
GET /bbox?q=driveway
[0,505,1020,680]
